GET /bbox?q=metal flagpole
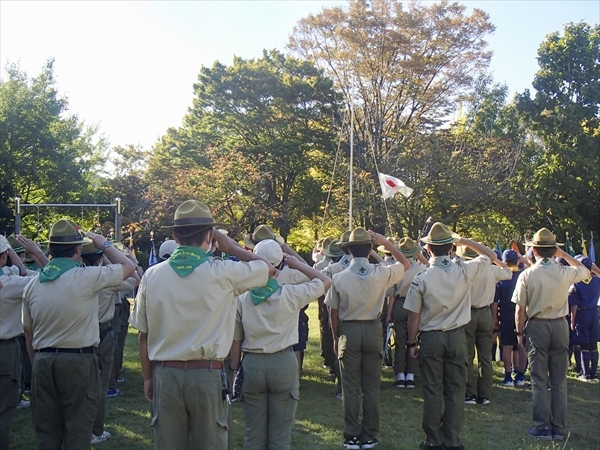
[349,91,354,232]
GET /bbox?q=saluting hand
[368,230,387,246]
[86,232,107,249]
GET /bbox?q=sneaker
[91,431,111,444]
[361,438,378,449]
[335,391,343,400]
[405,379,416,389]
[590,375,599,383]
[115,377,127,383]
[464,395,476,405]
[552,431,564,441]
[107,389,121,398]
[419,442,443,450]
[393,379,405,388]
[515,373,525,387]
[501,374,514,387]
[578,374,590,382]
[344,436,361,450]
[477,397,491,405]
[527,427,552,441]
[16,399,30,409]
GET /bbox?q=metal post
[349,96,354,231]
[14,197,21,235]
[115,198,122,241]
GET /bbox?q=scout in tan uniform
[512,228,589,441]
[405,222,497,450]
[326,228,410,450]
[456,245,511,405]
[231,240,332,450]
[386,237,427,389]
[129,200,276,450]
[22,220,135,450]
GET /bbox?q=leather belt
[38,346,94,354]
[343,319,379,324]
[158,360,223,369]
[578,307,593,311]
[471,305,489,310]
[529,316,566,321]
[0,336,19,343]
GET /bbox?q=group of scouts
[0,198,598,450]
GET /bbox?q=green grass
[11,303,600,449]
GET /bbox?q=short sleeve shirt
[0,270,35,340]
[469,265,512,308]
[395,260,427,299]
[97,276,137,324]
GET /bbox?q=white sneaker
[16,399,30,409]
[91,431,111,444]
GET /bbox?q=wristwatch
[514,329,524,336]
[101,240,113,249]
[407,341,417,348]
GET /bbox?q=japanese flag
[378,173,413,199]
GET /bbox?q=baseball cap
[159,240,178,260]
[253,239,283,266]
[0,235,9,253]
[502,249,518,263]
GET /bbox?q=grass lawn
[11,302,600,449]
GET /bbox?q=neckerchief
[39,258,80,283]
[430,256,454,273]
[349,257,373,280]
[249,278,280,305]
[168,246,210,277]
[340,254,352,268]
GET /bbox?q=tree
[0,59,105,235]
[516,22,600,239]
[288,0,495,232]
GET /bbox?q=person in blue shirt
[569,256,600,382]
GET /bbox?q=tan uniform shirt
[278,266,310,285]
[97,277,137,324]
[129,259,269,361]
[314,257,332,271]
[395,260,427,299]
[511,258,588,319]
[324,258,405,321]
[322,255,352,278]
[404,255,491,331]
[22,265,124,349]
[234,279,325,353]
[0,269,34,340]
[470,265,512,308]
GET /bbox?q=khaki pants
[419,327,467,448]
[151,364,228,450]
[92,327,115,436]
[465,306,493,400]
[392,299,417,375]
[32,351,100,450]
[526,319,569,433]
[241,348,299,450]
[0,338,21,450]
[338,321,382,442]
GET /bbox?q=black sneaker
[344,436,361,450]
[464,395,476,405]
[361,438,378,449]
[393,379,405,388]
[419,442,443,450]
[527,427,552,441]
[405,379,416,389]
[477,397,491,405]
[552,431,565,441]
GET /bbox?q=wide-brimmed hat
[339,231,351,243]
[47,219,92,245]
[162,200,225,230]
[399,237,421,258]
[254,239,284,266]
[0,235,9,253]
[323,240,344,258]
[340,227,372,248]
[455,245,478,260]
[524,228,564,248]
[7,235,25,253]
[377,237,396,254]
[81,242,102,256]
[420,222,461,246]
[243,225,284,250]
[159,239,178,259]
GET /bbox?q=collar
[349,257,373,279]
[429,256,454,273]
[536,257,555,266]
[340,254,352,268]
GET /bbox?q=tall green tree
[516,22,600,239]
[0,59,105,235]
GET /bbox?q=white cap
[253,239,283,267]
[0,235,10,253]
[159,239,178,260]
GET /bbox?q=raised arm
[369,231,410,271]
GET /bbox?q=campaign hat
[399,237,421,258]
[524,228,563,248]
[162,200,225,230]
[420,222,461,246]
[243,225,284,250]
[455,245,478,260]
[340,227,372,248]
[7,235,25,253]
[81,242,102,256]
[339,231,351,243]
[323,240,344,258]
[47,219,92,245]
[377,237,396,254]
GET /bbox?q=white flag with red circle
[378,173,413,199]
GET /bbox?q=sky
[1,1,598,150]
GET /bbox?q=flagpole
[349,89,354,232]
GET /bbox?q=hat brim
[162,221,226,230]
[340,240,373,248]
[46,237,92,245]
[243,235,255,249]
[523,241,564,247]
[377,245,392,254]
[420,233,461,245]
[401,248,421,257]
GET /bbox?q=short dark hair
[49,244,80,258]
[535,247,556,259]
[82,252,104,267]
[173,227,211,247]
[347,244,372,258]
[429,243,453,257]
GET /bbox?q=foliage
[0,59,105,235]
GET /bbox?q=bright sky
[1,1,598,150]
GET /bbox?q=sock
[574,347,582,372]
[397,373,405,381]
[582,350,591,376]
[406,373,414,381]
[591,351,598,377]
